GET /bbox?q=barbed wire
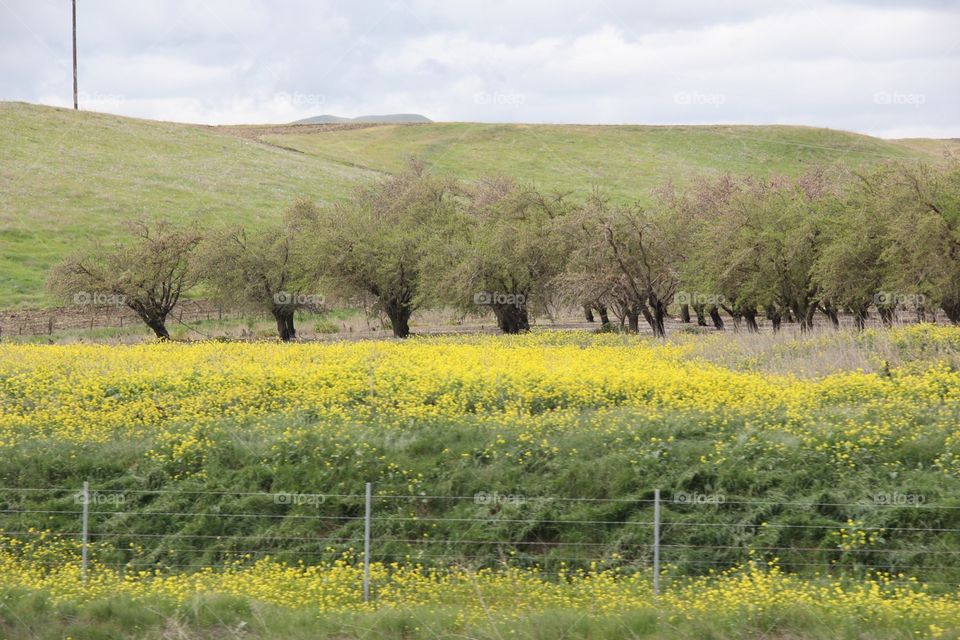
[2,505,959,532]
[3,484,960,593]
[7,528,958,561]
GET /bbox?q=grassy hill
[263,122,936,199]
[0,103,379,307]
[0,101,945,307]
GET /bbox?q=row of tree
[49,157,960,340]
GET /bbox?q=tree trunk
[853,306,869,331]
[596,305,611,328]
[824,307,840,329]
[766,308,782,332]
[822,302,840,329]
[694,304,708,327]
[378,293,415,338]
[743,307,759,333]
[147,319,170,340]
[708,305,724,330]
[132,304,170,340]
[493,303,530,334]
[649,303,666,338]
[625,309,639,333]
[285,312,297,340]
[729,312,742,331]
[272,309,296,342]
[680,304,691,324]
[388,309,412,338]
[793,300,817,333]
[942,300,960,325]
[878,305,895,327]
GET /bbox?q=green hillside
[0,103,373,307]
[262,122,935,199]
[0,102,943,308]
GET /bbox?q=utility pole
[72,0,78,109]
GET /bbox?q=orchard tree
[559,198,620,331]
[696,171,833,332]
[201,210,318,341]
[881,161,960,323]
[567,192,683,337]
[48,221,202,339]
[813,168,893,330]
[425,177,571,334]
[297,160,457,338]
[657,177,753,331]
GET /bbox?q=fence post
[653,488,661,597]
[363,482,373,603]
[81,480,89,581]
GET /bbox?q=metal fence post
[363,482,372,603]
[653,488,661,597]
[81,480,89,581]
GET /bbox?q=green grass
[0,103,372,308]
[0,102,944,308]
[4,395,960,586]
[2,330,960,636]
[264,122,933,200]
[0,588,939,640]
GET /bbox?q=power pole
[72,0,78,109]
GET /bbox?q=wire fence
[2,483,959,600]
[0,301,947,339]
[0,300,241,337]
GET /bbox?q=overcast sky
[1,0,957,137]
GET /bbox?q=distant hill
[0,101,949,307]
[294,113,432,124]
[291,114,353,124]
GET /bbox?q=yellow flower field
[1,327,958,442]
[3,325,960,476]
[0,534,957,637]
[2,325,960,637]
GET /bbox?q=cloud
[0,0,957,136]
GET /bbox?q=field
[0,101,947,308]
[2,325,960,638]
[4,99,960,638]
[260,121,937,197]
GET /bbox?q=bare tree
[48,221,203,339]
[566,192,682,337]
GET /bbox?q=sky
[0,0,957,137]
